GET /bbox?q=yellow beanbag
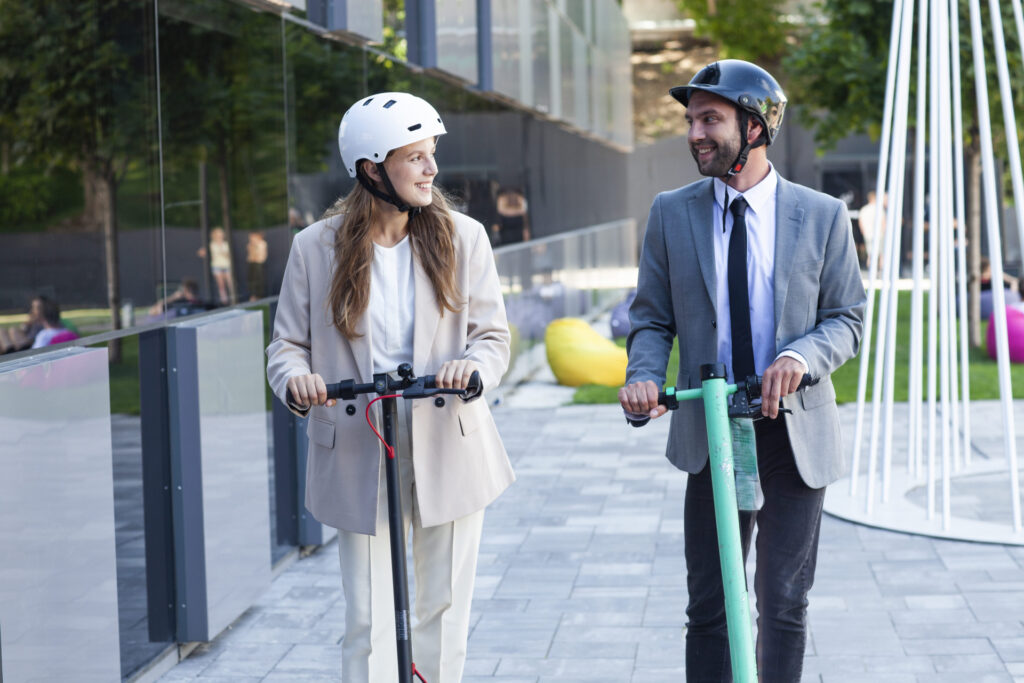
[545,317,627,387]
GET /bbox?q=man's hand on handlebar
[618,380,668,420]
[759,356,807,419]
[286,373,337,409]
[435,359,481,391]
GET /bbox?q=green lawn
[572,291,1024,405]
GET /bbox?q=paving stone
[154,398,1024,681]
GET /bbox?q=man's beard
[690,136,740,178]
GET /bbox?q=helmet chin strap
[356,164,423,217]
[724,110,767,178]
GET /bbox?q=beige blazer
[266,211,514,534]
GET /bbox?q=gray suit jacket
[626,176,866,488]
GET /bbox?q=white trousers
[336,402,485,683]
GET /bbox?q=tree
[784,0,1024,346]
[0,0,154,361]
[675,0,789,62]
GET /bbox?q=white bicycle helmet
[338,92,446,177]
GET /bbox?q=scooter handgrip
[325,380,357,400]
[799,373,818,388]
[626,416,651,428]
[460,370,481,402]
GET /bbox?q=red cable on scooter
[366,394,401,459]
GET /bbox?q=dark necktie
[728,196,755,383]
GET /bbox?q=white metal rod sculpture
[851,0,1020,534]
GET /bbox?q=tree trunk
[967,144,982,348]
[215,152,237,305]
[82,161,103,231]
[93,163,122,363]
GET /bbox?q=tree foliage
[783,0,893,150]
[675,0,789,62]
[783,0,1024,152]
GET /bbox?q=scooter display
[627,362,815,683]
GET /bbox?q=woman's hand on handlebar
[435,359,481,390]
[760,356,807,419]
[286,373,337,409]
[618,380,667,420]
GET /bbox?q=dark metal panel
[272,398,299,548]
[406,0,438,69]
[166,325,209,642]
[138,328,177,643]
[477,0,493,91]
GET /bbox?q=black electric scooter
[291,362,481,683]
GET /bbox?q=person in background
[493,186,530,245]
[857,190,887,270]
[0,296,46,353]
[31,296,77,348]
[148,278,205,318]
[198,226,235,305]
[266,92,513,683]
[246,231,268,301]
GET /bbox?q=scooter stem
[381,396,415,683]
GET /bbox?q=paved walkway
[158,384,1024,682]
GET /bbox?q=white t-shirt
[369,235,415,374]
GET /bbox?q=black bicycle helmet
[670,60,787,176]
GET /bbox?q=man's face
[685,91,743,178]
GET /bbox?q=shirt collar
[713,163,778,219]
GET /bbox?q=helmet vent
[362,98,373,106]
[383,99,397,109]
[407,123,422,132]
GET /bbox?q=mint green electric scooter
[628,362,815,683]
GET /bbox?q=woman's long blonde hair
[323,177,463,340]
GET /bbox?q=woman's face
[382,137,438,208]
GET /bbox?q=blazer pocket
[799,380,836,410]
[309,416,336,449]
[458,402,481,437]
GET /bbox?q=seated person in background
[31,296,77,348]
[149,279,205,318]
[0,296,46,353]
[980,257,1022,319]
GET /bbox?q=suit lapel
[412,249,440,373]
[773,178,804,332]
[687,183,717,308]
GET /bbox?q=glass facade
[0,0,632,319]
[0,1,635,677]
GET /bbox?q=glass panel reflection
[157,1,287,309]
[177,309,271,638]
[491,0,522,101]
[284,18,364,238]
[0,349,121,682]
[531,0,552,114]
[436,0,477,83]
[0,0,162,337]
[496,220,637,375]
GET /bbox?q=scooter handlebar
[292,370,484,405]
[625,373,817,428]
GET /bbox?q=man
[619,60,865,681]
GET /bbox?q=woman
[200,227,234,304]
[266,92,513,683]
